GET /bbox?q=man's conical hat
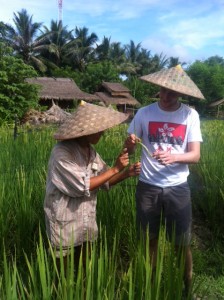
[140,65,205,99]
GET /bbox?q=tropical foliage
[0,43,39,124]
[0,8,191,78]
[1,8,224,121]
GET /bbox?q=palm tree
[123,40,143,76]
[95,36,111,61]
[40,20,74,68]
[110,42,126,64]
[66,26,98,71]
[0,21,11,41]
[125,40,142,63]
[136,48,152,75]
[95,37,126,65]
[149,52,169,73]
[168,56,186,68]
[1,9,49,72]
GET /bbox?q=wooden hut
[95,82,140,117]
[25,77,99,109]
[208,99,224,117]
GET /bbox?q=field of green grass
[0,120,223,299]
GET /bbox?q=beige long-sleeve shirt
[44,139,109,255]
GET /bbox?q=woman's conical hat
[140,65,205,99]
[54,101,128,140]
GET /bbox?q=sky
[1,0,224,65]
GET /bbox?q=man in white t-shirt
[125,65,204,296]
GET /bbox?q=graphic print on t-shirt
[148,122,187,146]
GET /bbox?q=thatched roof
[101,82,130,96]
[95,92,140,106]
[25,77,99,102]
[208,99,224,107]
[95,81,140,107]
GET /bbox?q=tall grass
[191,120,224,235]
[0,121,222,298]
[0,229,192,300]
[0,126,55,260]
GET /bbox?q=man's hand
[153,150,174,165]
[126,161,141,177]
[124,134,140,154]
[114,148,129,172]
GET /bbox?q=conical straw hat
[140,65,205,99]
[54,101,128,140]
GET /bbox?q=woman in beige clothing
[44,101,141,270]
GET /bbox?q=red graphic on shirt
[148,122,186,145]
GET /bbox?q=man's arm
[89,148,129,191]
[174,141,201,164]
[108,161,141,186]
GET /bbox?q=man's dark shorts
[136,180,192,245]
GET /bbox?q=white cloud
[141,37,192,62]
[161,11,224,50]
[147,2,224,62]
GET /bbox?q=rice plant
[1,121,223,298]
[0,226,194,299]
[191,120,224,235]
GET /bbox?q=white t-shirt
[128,102,203,187]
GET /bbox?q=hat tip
[175,64,183,71]
[79,100,86,106]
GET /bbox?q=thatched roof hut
[208,98,224,107]
[25,77,99,109]
[95,82,140,116]
[208,98,224,117]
